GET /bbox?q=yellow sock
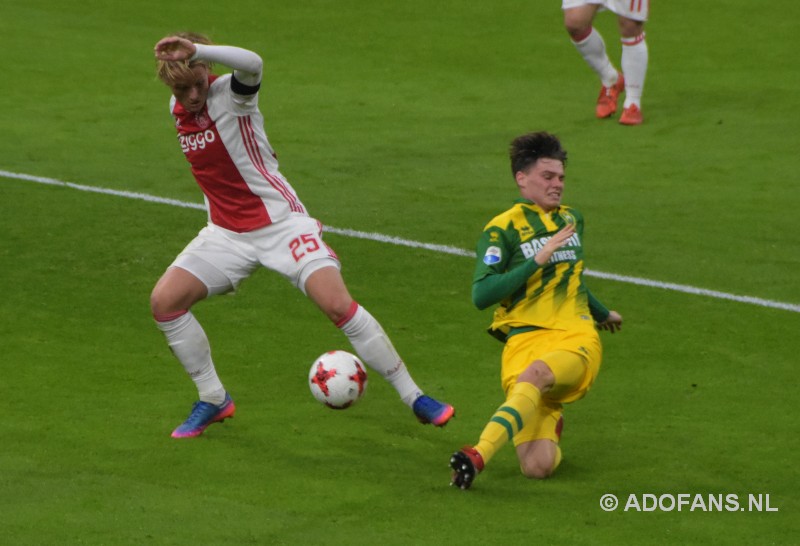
[552,445,563,473]
[475,382,541,464]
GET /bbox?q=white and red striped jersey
[170,74,306,232]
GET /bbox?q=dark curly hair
[509,132,567,176]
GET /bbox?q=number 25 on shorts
[289,233,320,262]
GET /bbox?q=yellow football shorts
[500,327,602,445]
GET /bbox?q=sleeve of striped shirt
[472,226,540,310]
[192,43,262,92]
[587,289,610,322]
[472,259,540,310]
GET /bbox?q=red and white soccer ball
[309,350,368,409]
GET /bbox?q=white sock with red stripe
[572,27,619,87]
[337,303,423,407]
[155,310,227,406]
[621,33,648,108]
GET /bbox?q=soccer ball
[308,350,368,409]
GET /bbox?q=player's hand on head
[154,36,196,61]
[597,310,623,333]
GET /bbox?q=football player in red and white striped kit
[151,33,454,438]
[562,0,649,125]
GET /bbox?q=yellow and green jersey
[472,199,608,341]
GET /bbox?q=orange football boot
[596,73,625,118]
[619,103,643,125]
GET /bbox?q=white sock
[339,304,422,406]
[572,27,619,87]
[621,33,648,108]
[155,311,226,405]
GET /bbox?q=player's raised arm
[154,35,263,89]
[192,43,263,88]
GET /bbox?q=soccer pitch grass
[2,1,798,544]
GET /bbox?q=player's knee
[150,286,167,316]
[563,4,597,39]
[618,17,644,38]
[520,458,555,480]
[518,360,555,391]
[304,267,356,324]
[319,296,358,327]
[564,12,592,40]
[565,23,591,41]
[150,284,192,317]
[327,300,355,325]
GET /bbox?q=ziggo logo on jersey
[180,130,216,153]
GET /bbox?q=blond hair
[156,32,214,85]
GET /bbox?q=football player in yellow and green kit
[450,131,622,490]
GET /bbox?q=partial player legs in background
[596,72,625,119]
[564,3,649,123]
[619,32,648,125]
[569,27,624,118]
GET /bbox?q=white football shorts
[170,213,340,296]
[561,0,649,21]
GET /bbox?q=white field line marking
[3,169,798,314]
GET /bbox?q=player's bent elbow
[471,287,492,310]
